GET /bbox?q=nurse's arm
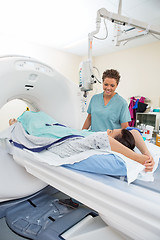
[82,114,91,130]
[121,122,129,129]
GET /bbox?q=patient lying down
[9,111,154,172]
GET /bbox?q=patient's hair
[114,129,135,150]
[102,69,120,85]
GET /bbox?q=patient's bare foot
[9,118,17,126]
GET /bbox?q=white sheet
[1,125,160,184]
[12,141,159,184]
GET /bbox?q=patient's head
[107,129,135,150]
[114,129,135,150]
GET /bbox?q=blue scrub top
[87,92,131,131]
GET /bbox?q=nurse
[82,69,131,131]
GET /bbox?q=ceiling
[1,0,160,56]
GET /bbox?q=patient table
[0,56,160,240]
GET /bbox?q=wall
[94,41,160,108]
[0,37,160,131]
[0,36,82,84]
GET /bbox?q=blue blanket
[17,111,92,139]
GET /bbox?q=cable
[122,32,149,45]
[91,66,102,84]
[122,31,160,46]
[150,33,160,40]
[93,18,108,40]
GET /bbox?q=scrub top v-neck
[87,92,131,131]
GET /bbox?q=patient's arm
[108,135,154,172]
[130,129,154,171]
[9,118,17,126]
[130,130,150,155]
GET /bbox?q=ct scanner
[0,55,82,203]
[0,56,160,240]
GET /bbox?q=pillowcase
[63,142,160,184]
[63,153,127,176]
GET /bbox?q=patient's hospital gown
[49,132,111,158]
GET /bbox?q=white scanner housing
[0,55,81,202]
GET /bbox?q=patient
[9,111,154,172]
[9,111,155,209]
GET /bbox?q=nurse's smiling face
[103,78,118,98]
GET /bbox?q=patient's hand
[9,118,17,126]
[143,155,155,172]
[137,153,154,172]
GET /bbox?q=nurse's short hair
[114,129,135,150]
[102,69,120,85]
